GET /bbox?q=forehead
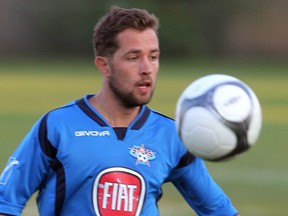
[116,28,159,54]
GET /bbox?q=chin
[124,97,152,108]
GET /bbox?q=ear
[94,56,110,77]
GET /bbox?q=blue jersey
[0,95,238,216]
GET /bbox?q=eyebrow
[126,48,160,55]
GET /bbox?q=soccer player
[0,6,240,216]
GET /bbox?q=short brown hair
[92,6,159,57]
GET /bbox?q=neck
[88,93,141,127]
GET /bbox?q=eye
[127,55,138,61]
[149,54,159,61]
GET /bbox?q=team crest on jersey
[92,167,146,216]
[129,144,156,167]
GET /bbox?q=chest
[55,126,173,185]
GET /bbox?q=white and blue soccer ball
[175,74,262,161]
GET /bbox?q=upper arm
[0,117,52,214]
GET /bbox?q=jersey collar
[76,94,151,130]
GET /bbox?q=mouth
[136,80,152,93]
[138,80,151,87]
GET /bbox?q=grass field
[0,58,287,215]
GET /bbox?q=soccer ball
[175,74,262,161]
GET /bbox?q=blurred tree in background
[0,0,288,60]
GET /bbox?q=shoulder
[149,108,175,123]
[147,109,178,135]
[34,99,83,141]
[44,99,80,122]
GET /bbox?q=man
[0,6,240,216]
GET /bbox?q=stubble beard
[108,69,154,108]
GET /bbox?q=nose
[139,57,153,76]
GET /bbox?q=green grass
[0,58,287,216]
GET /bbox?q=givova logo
[75,130,110,137]
[0,157,19,185]
[92,167,145,216]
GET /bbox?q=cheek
[152,67,159,79]
[110,71,132,88]
[152,62,159,74]
[117,67,139,83]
